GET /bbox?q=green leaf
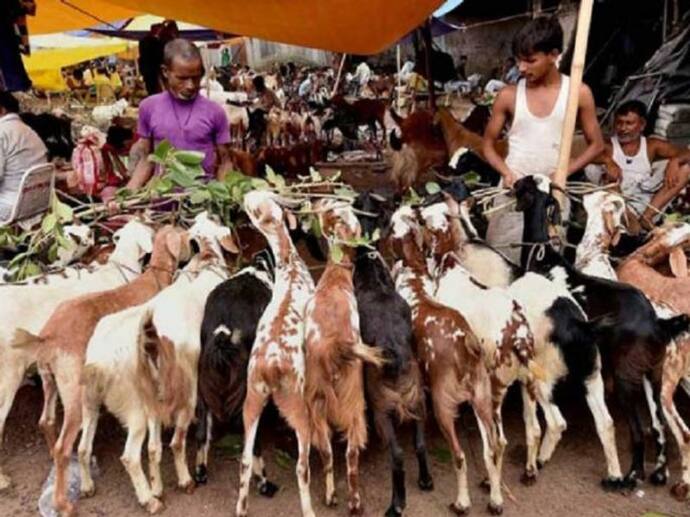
[310,215,322,238]
[54,200,73,223]
[173,150,205,166]
[425,181,441,195]
[309,168,322,182]
[21,261,42,279]
[274,449,294,470]
[265,166,286,188]
[48,242,59,262]
[9,251,30,268]
[403,187,422,206]
[153,140,172,161]
[330,243,344,264]
[250,178,270,190]
[334,186,357,200]
[461,171,481,186]
[189,190,212,204]
[371,228,381,242]
[41,213,57,233]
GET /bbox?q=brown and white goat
[237,191,316,517]
[304,200,383,514]
[389,206,513,515]
[12,225,190,516]
[617,223,690,498]
[77,212,237,512]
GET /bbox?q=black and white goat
[352,192,432,517]
[194,248,277,497]
[514,175,690,487]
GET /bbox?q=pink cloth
[137,91,230,178]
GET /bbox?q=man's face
[517,50,558,85]
[163,57,203,101]
[615,112,646,143]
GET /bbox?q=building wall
[437,2,577,81]
[245,39,331,69]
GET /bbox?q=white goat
[78,212,237,512]
[91,98,129,126]
[0,219,153,491]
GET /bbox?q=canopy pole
[396,44,403,110]
[421,19,436,111]
[553,0,594,206]
[331,53,347,97]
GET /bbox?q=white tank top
[612,136,662,214]
[506,75,570,179]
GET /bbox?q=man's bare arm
[482,87,517,186]
[215,143,234,181]
[125,138,154,190]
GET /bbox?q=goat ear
[669,246,688,278]
[285,210,298,231]
[220,233,240,254]
[166,230,189,261]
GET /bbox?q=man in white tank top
[481,17,604,263]
[595,100,690,228]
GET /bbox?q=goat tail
[353,342,387,368]
[10,328,44,351]
[81,363,108,403]
[658,314,690,344]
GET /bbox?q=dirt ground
[1,381,689,517]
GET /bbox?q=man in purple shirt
[127,38,232,189]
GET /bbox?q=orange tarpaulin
[29,0,443,54]
[28,0,138,35]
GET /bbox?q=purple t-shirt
[138,91,230,178]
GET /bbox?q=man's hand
[665,159,683,189]
[604,161,622,183]
[503,170,518,188]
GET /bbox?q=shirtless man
[597,100,690,228]
[482,16,604,261]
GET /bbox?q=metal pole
[553,0,595,204]
[422,19,436,111]
[331,53,347,97]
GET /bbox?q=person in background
[484,57,521,94]
[220,47,231,68]
[125,39,232,190]
[482,16,603,261]
[108,65,123,95]
[252,75,279,111]
[65,68,88,103]
[588,100,690,229]
[0,91,48,220]
[138,23,165,96]
[457,54,469,81]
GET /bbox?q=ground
[1,382,688,517]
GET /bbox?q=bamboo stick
[331,53,347,97]
[553,0,595,207]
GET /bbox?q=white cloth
[505,75,570,179]
[485,79,507,94]
[352,62,372,86]
[611,136,664,215]
[0,114,48,219]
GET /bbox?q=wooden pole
[552,0,595,206]
[396,44,403,109]
[422,19,436,111]
[331,53,347,97]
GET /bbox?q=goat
[91,98,129,127]
[194,248,277,496]
[236,191,316,517]
[352,192,432,517]
[389,205,510,515]
[0,220,153,492]
[616,222,690,499]
[76,213,236,512]
[514,175,690,487]
[303,199,384,514]
[12,225,191,516]
[422,194,627,489]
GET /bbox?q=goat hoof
[348,504,363,516]
[649,468,668,486]
[418,475,434,491]
[536,460,545,470]
[487,502,504,516]
[80,485,96,498]
[145,497,165,514]
[385,505,403,517]
[0,473,11,491]
[193,465,208,485]
[671,482,690,501]
[478,477,490,492]
[449,503,470,515]
[521,470,538,486]
[325,494,338,507]
[600,477,626,492]
[178,480,196,495]
[56,501,75,517]
[258,480,279,498]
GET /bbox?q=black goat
[353,192,433,517]
[514,175,690,487]
[194,249,278,496]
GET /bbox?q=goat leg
[147,418,164,498]
[121,416,162,514]
[616,378,646,487]
[520,384,541,485]
[170,413,195,493]
[252,430,278,497]
[0,361,27,490]
[413,417,433,491]
[236,389,266,517]
[77,400,101,498]
[644,377,669,485]
[378,413,405,517]
[193,404,212,485]
[661,366,690,500]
